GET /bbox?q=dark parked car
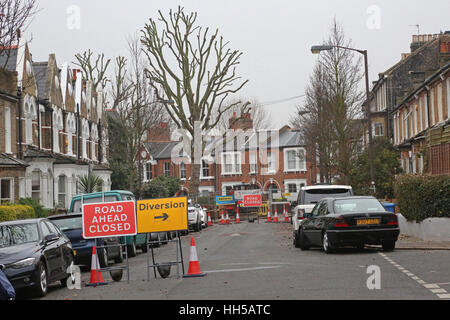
[0,218,74,297]
[48,213,123,268]
[296,196,400,253]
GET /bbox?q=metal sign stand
[146,231,185,281]
[82,192,131,286]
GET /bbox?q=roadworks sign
[137,197,188,233]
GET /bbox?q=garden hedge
[0,205,35,222]
[394,174,450,222]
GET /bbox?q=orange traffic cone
[183,237,206,278]
[266,207,272,223]
[86,246,108,287]
[284,206,290,223]
[220,210,225,225]
[225,211,230,224]
[208,212,213,226]
[274,207,279,223]
[235,206,241,224]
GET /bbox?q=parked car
[48,213,123,267]
[188,205,202,232]
[69,191,168,256]
[296,196,400,253]
[0,218,74,297]
[293,185,353,248]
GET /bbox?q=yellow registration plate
[357,218,380,225]
[73,250,77,256]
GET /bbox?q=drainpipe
[17,87,23,160]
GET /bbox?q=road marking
[379,252,450,299]
[424,284,440,289]
[431,289,447,294]
[204,266,281,274]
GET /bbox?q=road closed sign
[137,197,188,233]
[82,201,137,239]
[243,194,262,207]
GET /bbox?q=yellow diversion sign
[137,197,188,233]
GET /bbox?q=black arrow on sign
[154,213,169,221]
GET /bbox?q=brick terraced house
[136,112,315,202]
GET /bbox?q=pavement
[392,234,450,250]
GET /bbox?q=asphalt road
[33,221,450,300]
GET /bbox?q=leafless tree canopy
[215,97,270,133]
[140,6,248,135]
[140,6,248,196]
[73,50,111,91]
[0,0,37,68]
[109,34,171,195]
[291,19,364,184]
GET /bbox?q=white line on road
[379,252,450,299]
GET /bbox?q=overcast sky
[24,0,450,128]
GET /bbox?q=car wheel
[294,231,301,248]
[114,244,124,263]
[33,262,48,297]
[98,248,109,267]
[128,239,137,257]
[298,228,310,251]
[382,240,396,252]
[322,232,334,254]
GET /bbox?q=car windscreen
[50,216,83,231]
[334,198,385,214]
[0,223,39,247]
[303,189,352,204]
[72,195,118,213]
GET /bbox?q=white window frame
[221,152,242,175]
[143,161,154,182]
[249,151,257,174]
[179,162,186,180]
[164,162,171,176]
[221,181,241,196]
[4,107,11,154]
[58,175,67,208]
[283,148,306,173]
[200,159,213,180]
[437,83,443,123]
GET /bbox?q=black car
[296,196,400,253]
[0,218,74,297]
[48,213,123,267]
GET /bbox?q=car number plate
[73,250,77,256]
[357,218,380,225]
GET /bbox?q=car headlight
[11,257,36,269]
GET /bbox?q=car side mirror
[45,233,59,243]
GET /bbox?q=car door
[40,221,61,281]
[45,220,71,278]
[310,201,329,244]
[302,202,321,245]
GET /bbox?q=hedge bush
[0,205,35,222]
[394,174,450,222]
[17,198,49,218]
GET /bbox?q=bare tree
[108,34,169,196]
[291,19,364,184]
[140,6,248,196]
[215,98,270,133]
[0,0,37,68]
[73,49,111,92]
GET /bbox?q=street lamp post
[311,45,376,195]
